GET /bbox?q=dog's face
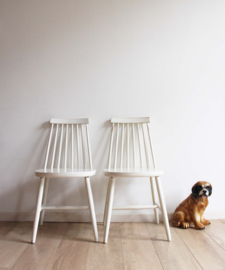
[192,181,212,198]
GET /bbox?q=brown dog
[172,181,212,230]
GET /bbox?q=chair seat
[35,168,96,178]
[104,168,164,178]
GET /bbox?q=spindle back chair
[32,118,98,244]
[103,117,171,243]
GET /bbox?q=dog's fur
[172,181,212,230]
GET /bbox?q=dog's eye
[206,186,211,190]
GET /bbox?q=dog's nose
[203,190,207,194]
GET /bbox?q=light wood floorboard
[86,223,124,270]
[174,223,225,270]
[0,221,225,270]
[46,223,92,270]
[0,222,31,269]
[120,222,162,270]
[10,223,68,270]
[146,223,202,270]
[204,220,225,251]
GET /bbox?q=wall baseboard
[0,211,224,222]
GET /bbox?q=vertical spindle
[108,123,114,170]
[44,123,54,170]
[132,123,136,168]
[127,123,129,169]
[76,125,80,169]
[81,125,86,169]
[51,124,58,169]
[147,123,156,169]
[64,124,68,169]
[86,125,93,170]
[114,123,119,169]
[57,124,64,170]
[120,123,124,169]
[137,124,143,168]
[71,124,74,170]
[142,124,149,168]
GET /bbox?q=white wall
[1,0,225,221]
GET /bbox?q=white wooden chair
[32,118,98,244]
[103,117,171,243]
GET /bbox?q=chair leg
[103,178,111,226]
[32,177,45,244]
[155,176,172,241]
[85,177,98,242]
[150,177,159,224]
[40,178,49,225]
[104,177,115,244]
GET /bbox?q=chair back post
[86,124,93,170]
[51,124,59,170]
[107,123,114,170]
[147,123,156,169]
[44,123,54,170]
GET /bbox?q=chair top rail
[111,117,150,124]
[50,118,89,124]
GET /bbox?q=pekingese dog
[172,181,212,230]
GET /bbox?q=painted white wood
[40,177,49,225]
[120,123,124,169]
[86,125,93,170]
[57,124,64,169]
[71,124,74,169]
[113,205,158,210]
[104,178,115,244]
[142,124,149,168]
[111,117,150,123]
[81,125,86,169]
[44,124,54,170]
[43,206,89,210]
[108,123,114,169]
[108,123,114,170]
[103,117,170,243]
[150,177,159,224]
[137,123,143,168]
[33,118,98,243]
[85,177,98,242]
[50,118,89,124]
[104,168,164,178]
[36,168,96,178]
[76,124,80,169]
[127,123,129,169]
[32,177,45,244]
[114,123,119,169]
[132,123,136,168]
[103,178,111,226]
[147,123,156,169]
[65,124,68,169]
[155,176,171,241]
[51,124,58,169]
[155,202,161,211]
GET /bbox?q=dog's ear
[192,182,199,197]
[208,185,212,196]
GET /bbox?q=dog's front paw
[203,219,211,226]
[195,224,205,230]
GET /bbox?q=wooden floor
[0,220,225,270]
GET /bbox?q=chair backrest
[44,118,92,170]
[107,117,156,170]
